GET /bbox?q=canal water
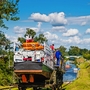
[63,61,78,82]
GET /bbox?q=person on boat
[26,35,34,42]
[55,48,62,66]
[50,44,55,52]
[15,44,19,51]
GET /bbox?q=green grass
[0,86,33,90]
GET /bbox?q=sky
[2,0,90,50]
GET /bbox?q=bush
[83,54,90,60]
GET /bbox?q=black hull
[14,61,42,70]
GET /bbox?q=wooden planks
[14,70,42,73]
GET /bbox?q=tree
[18,28,48,44]
[58,45,67,56]
[68,46,80,56]
[24,28,36,38]
[18,37,25,44]
[83,53,90,60]
[0,0,19,29]
[18,28,36,44]
[34,34,48,44]
[0,31,10,51]
[80,48,89,55]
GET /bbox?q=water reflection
[63,61,78,82]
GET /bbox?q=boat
[65,64,71,69]
[13,37,55,88]
[73,68,78,73]
[13,36,64,90]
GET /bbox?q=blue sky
[3,0,90,50]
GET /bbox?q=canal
[63,61,79,82]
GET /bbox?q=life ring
[23,46,44,50]
[22,42,40,47]
[23,47,34,50]
[38,45,44,49]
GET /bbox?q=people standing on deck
[15,44,19,51]
[55,48,62,66]
[50,44,55,52]
[50,44,55,61]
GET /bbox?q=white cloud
[37,22,42,28]
[14,26,25,34]
[44,31,58,40]
[54,35,90,49]
[52,26,66,32]
[49,12,67,26]
[29,12,67,26]
[67,15,90,25]
[82,38,90,44]
[26,22,42,33]
[68,36,81,44]
[5,34,18,42]
[81,22,86,26]
[62,29,79,37]
[29,13,50,22]
[85,28,90,34]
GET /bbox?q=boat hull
[14,61,53,78]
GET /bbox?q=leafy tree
[68,46,80,56]
[24,28,36,38]
[34,34,48,44]
[58,45,67,56]
[0,31,10,54]
[18,28,48,44]
[18,37,25,44]
[18,28,36,44]
[83,53,90,60]
[80,48,89,55]
[0,0,19,28]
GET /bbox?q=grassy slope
[63,59,90,90]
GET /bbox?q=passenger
[55,49,62,66]
[15,45,19,51]
[50,44,55,52]
[26,35,34,42]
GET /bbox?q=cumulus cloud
[29,13,50,22]
[44,31,58,40]
[85,28,90,34]
[52,26,66,32]
[54,35,90,49]
[49,12,67,26]
[14,26,25,34]
[82,38,90,44]
[67,15,90,25]
[5,34,18,42]
[29,12,67,26]
[62,29,79,37]
[68,36,81,44]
